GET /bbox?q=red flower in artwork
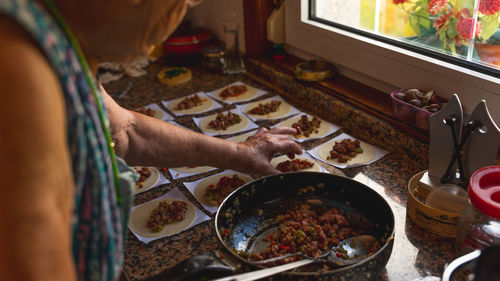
[432,10,452,32]
[392,0,409,4]
[457,18,482,39]
[428,0,449,15]
[479,0,500,15]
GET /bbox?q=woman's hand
[236,127,303,177]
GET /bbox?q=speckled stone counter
[103,58,459,281]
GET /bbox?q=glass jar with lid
[201,46,225,73]
[456,166,500,254]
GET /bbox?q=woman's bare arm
[103,89,302,176]
[0,17,76,281]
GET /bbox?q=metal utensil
[211,235,378,281]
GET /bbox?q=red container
[390,89,447,131]
[163,25,212,65]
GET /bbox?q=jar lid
[469,166,500,220]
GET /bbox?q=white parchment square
[307,133,389,169]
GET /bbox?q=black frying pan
[214,171,395,281]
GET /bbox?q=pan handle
[142,253,234,281]
[210,259,314,281]
[441,250,481,281]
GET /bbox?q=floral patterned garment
[0,0,137,281]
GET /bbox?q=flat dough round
[226,132,255,143]
[152,109,165,120]
[199,112,250,134]
[270,155,322,172]
[317,139,376,165]
[278,116,331,140]
[129,198,196,238]
[133,167,160,195]
[172,166,214,174]
[168,95,215,115]
[244,99,292,120]
[194,173,252,206]
[214,84,258,102]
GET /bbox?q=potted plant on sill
[392,0,500,64]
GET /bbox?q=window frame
[285,0,500,123]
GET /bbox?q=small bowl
[390,89,447,131]
[295,60,336,82]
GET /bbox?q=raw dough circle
[270,155,322,172]
[152,109,165,120]
[168,95,215,115]
[244,99,292,120]
[317,139,376,165]
[128,198,196,238]
[133,167,160,195]
[194,173,252,206]
[214,84,258,102]
[200,112,250,134]
[278,116,331,140]
[172,166,214,174]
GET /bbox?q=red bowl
[163,27,212,56]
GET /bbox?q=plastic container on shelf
[390,89,447,131]
[456,166,500,254]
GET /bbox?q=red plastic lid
[164,28,212,45]
[468,166,500,220]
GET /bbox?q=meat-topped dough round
[128,198,196,238]
[194,173,252,207]
[199,112,250,134]
[214,84,259,102]
[317,139,376,165]
[132,167,160,195]
[270,155,322,172]
[244,99,292,120]
[278,115,331,140]
[168,94,215,115]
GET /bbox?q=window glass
[311,0,500,71]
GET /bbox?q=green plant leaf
[479,15,499,40]
[447,19,459,39]
[440,26,448,42]
[410,13,422,36]
[449,43,457,54]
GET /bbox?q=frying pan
[152,172,394,281]
[213,171,395,281]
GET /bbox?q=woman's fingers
[268,126,297,135]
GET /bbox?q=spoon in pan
[212,235,378,281]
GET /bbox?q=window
[284,0,500,124]
[311,0,500,73]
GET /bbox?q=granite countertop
[104,59,459,281]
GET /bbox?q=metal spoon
[211,235,378,281]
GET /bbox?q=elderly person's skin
[0,0,301,280]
